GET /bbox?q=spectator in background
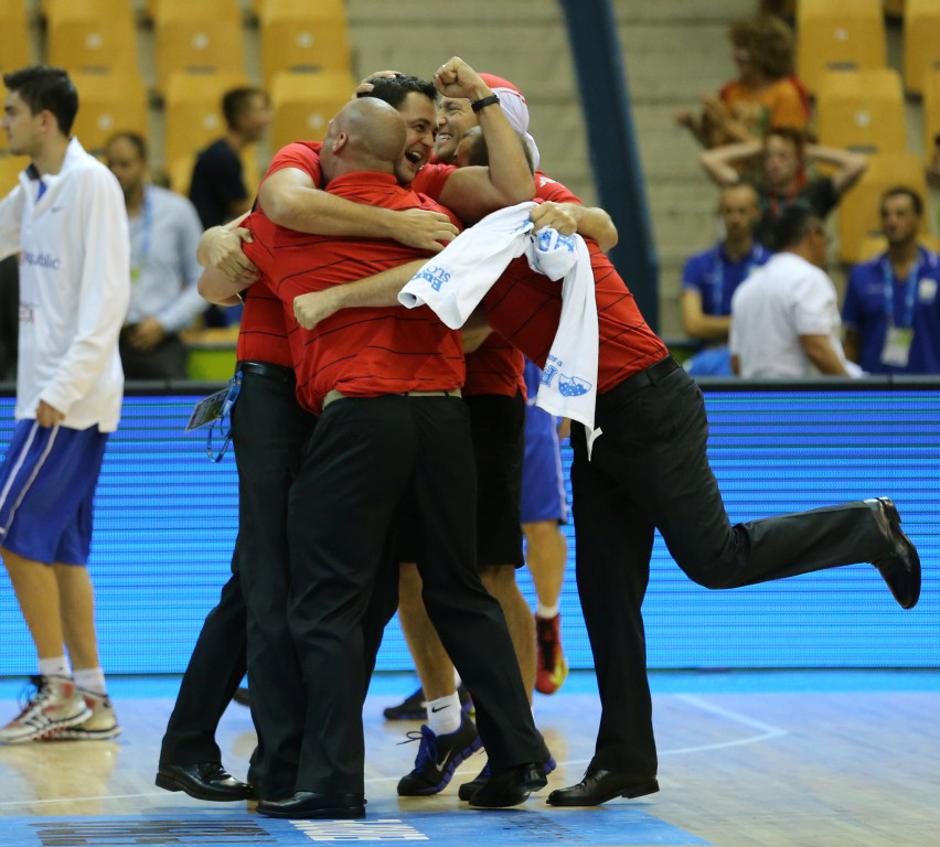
[843,188,940,374]
[730,206,854,377]
[681,183,769,375]
[189,87,270,329]
[106,132,205,380]
[677,15,809,149]
[700,127,867,248]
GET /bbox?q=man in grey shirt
[106,132,205,380]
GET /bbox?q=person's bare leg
[479,564,536,700]
[398,562,456,700]
[2,548,65,659]
[523,521,567,611]
[53,563,101,670]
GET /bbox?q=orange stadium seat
[796,0,886,93]
[164,72,249,165]
[0,155,30,197]
[837,153,928,263]
[817,69,905,155]
[0,5,31,80]
[46,0,138,76]
[154,18,245,92]
[70,73,148,155]
[903,0,940,95]
[923,68,940,162]
[270,71,355,151]
[260,0,351,85]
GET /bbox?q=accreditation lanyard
[882,255,920,329]
[709,245,760,313]
[130,190,153,284]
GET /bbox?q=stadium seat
[904,0,940,95]
[270,71,355,151]
[796,0,886,94]
[817,69,905,156]
[46,0,139,76]
[837,153,928,263]
[260,0,352,85]
[70,73,148,155]
[858,233,940,261]
[164,72,248,166]
[44,0,135,20]
[0,5,31,80]
[148,0,241,25]
[0,155,30,197]
[154,17,245,92]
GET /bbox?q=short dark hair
[222,87,267,130]
[764,125,806,159]
[880,186,923,217]
[106,131,148,162]
[772,204,821,251]
[358,74,437,110]
[2,65,78,135]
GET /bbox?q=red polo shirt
[242,171,465,414]
[236,142,323,368]
[483,174,668,392]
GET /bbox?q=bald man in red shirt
[227,98,549,819]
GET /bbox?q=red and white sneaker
[0,676,92,744]
[45,690,121,741]
[535,613,569,695]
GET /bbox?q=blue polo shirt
[843,247,940,374]
[682,242,771,316]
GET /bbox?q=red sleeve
[411,164,457,200]
[535,172,583,205]
[241,210,276,279]
[262,141,323,186]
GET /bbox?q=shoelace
[398,725,437,771]
[11,675,51,722]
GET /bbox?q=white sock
[38,656,71,679]
[536,602,560,619]
[426,692,461,736]
[73,667,107,695]
[453,670,462,687]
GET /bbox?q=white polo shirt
[730,251,848,378]
[0,138,130,432]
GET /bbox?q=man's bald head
[321,98,407,181]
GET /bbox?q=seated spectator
[730,206,854,378]
[843,187,940,374]
[700,127,867,248]
[188,86,270,328]
[106,132,205,380]
[677,15,809,148]
[681,183,769,375]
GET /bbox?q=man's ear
[331,132,349,155]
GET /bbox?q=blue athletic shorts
[0,420,108,565]
[521,360,568,525]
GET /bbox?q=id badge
[185,372,242,431]
[880,326,913,368]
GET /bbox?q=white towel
[399,201,602,455]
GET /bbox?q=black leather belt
[238,360,295,384]
[604,356,679,399]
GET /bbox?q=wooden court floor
[0,671,937,847]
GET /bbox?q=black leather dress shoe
[155,762,254,802]
[547,768,659,806]
[469,763,547,808]
[868,498,921,609]
[256,791,365,819]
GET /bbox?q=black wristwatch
[471,94,500,113]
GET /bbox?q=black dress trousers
[569,361,891,780]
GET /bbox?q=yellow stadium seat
[817,69,905,155]
[0,5,31,79]
[155,18,245,92]
[923,68,940,162]
[149,0,241,25]
[270,71,355,151]
[47,1,138,75]
[837,153,928,262]
[797,0,886,93]
[858,233,940,260]
[260,0,351,85]
[70,73,148,155]
[164,72,248,165]
[44,0,134,21]
[904,0,940,95]
[0,155,30,197]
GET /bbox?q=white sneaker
[0,676,92,744]
[45,690,121,741]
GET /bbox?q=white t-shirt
[0,138,130,431]
[730,251,848,378]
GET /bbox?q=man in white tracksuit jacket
[0,66,129,744]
